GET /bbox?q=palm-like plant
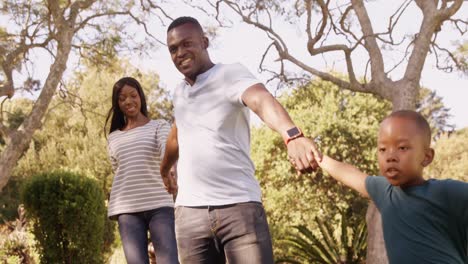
[277,213,367,264]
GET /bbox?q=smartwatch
[284,127,304,145]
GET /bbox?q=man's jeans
[118,207,179,264]
[175,202,274,264]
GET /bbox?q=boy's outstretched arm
[318,155,369,198]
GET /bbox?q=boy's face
[377,117,434,187]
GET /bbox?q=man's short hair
[384,110,432,145]
[167,16,203,33]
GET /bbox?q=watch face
[287,127,301,137]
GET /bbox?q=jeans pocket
[253,203,266,220]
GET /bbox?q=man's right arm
[318,155,369,198]
[160,122,179,194]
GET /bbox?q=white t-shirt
[173,63,262,206]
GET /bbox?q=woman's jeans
[118,207,179,264]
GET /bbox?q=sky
[6,1,468,128]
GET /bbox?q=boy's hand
[287,137,322,174]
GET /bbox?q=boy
[318,110,467,263]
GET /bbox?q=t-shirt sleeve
[107,142,118,173]
[445,179,468,224]
[365,176,391,209]
[224,63,262,106]
[156,120,171,160]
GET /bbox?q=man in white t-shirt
[161,17,322,264]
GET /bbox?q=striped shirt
[107,119,174,219]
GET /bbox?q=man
[161,16,321,263]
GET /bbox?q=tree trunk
[0,27,74,191]
[366,202,388,263]
[365,82,418,263]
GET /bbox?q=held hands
[162,170,178,195]
[287,136,322,174]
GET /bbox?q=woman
[105,77,178,264]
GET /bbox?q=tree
[190,1,466,262]
[12,57,173,196]
[426,128,468,182]
[417,88,454,139]
[454,41,468,73]
[0,0,172,191]
[251,80,389,259]
[2,57,172,261]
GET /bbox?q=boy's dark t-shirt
[366,176,468,264]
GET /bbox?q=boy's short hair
[167,16,203,33]
[384,110,431,145]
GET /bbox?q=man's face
[167,23,208,81]
[377,117,433,187]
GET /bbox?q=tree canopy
[0,0,172,191]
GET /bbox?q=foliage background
[0,59,174,262]
[251,80,390,258]
[22,171,107,263]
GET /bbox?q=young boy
[318,110,467,264]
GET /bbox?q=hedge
[22,171,106,264]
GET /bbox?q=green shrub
[0,177,22,222]
[22,171,106,264]
[277,211,367,264]
[102,215,117,263]
[0,204,39,263]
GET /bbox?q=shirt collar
[183,63,219,87]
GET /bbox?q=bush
[0,204,39,263]
[251,81,387,258]
[0,177,22,222]
[277,210,367,264]
[22,171,106,264]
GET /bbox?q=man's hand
[240,84,322,174]
[287,137,322,174]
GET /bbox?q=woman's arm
[160,122,179,194]
[318,155,369,198]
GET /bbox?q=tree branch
[280,50,369,94]
[0,77,14,99]
[403,0,462,82]
[75,10,166,46]
[350,0,386,83]
[46,0,65,26]
[306,0,330,55]
[438,0,464,19]
[431,41,466,72]
[449,18,468,34]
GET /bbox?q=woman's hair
[105,77,148,134]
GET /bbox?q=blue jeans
[175,202,274,264]
[118,207,179,264]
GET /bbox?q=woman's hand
[162,171,178,195]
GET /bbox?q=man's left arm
[242,83,322,173]
[160,122,179,194]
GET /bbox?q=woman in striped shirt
[105,77,178,264]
